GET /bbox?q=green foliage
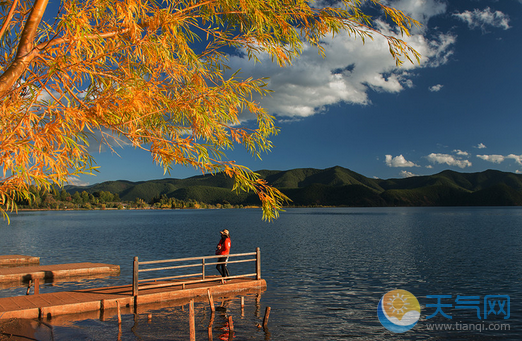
[14,187,124,210]
[468,184,522,206]
[260,166,384,192]
[380,185,467,206]
[67,166,522,208]
[17,167,522,210]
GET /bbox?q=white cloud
[67,177,90,186]
[230,0,455,118]
[400,170,418,178]
[476,154,522,166]
[475,143,487,149]
[385,154,419,167]
[506,154,522,165]
[383,0,447,28]
[429,84,443,92]
[426,153,472,168]
[454,7,510,31]
[453,149,469,156]
[477,154,505,164]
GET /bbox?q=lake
[1,207,521,340]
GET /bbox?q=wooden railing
[132,247,261,296]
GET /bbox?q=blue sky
[74,0,522,185]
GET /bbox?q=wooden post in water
[263,307,271,328]
[207,289,215,312]
[255,294,261,317]
[132,256,139,297]
[256,247,261,280]
[100,299,106,321]
[189,299,196,341]
[34,278,39,295]
[208,311,215,341]
[202,258,206,279]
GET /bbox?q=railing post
[132,256,139,296]
[256,247,261,280]
[202,258,206,279]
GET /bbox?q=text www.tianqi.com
[425,322,510,332]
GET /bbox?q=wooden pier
[0,276,266,321]
[0,262,121,285]
[0,248,265,322]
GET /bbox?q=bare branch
[0,0,19,41]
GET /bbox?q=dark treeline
[25,167,522,211]
[15,186,245,211]
[64,167,522,208]
[16,185,123,210]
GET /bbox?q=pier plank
[0,277,266,320]
[0,255,40,267]
[0,262,120,284]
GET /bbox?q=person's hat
[220,229,230,236]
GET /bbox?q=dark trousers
[216,257,230,277]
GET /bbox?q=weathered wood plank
[0,262,120,284]
[0,255,40,267]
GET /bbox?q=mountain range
[65,166,522,207]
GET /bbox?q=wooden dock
[0,255,40,267]
[0,277,267,321]
[0,249,265,326]
[0,262,121,285]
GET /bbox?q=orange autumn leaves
[0,0,419,220]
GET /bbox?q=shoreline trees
[15,187,245,211]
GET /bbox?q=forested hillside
[63,167,522,207]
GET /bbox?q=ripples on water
[1,207,521,340]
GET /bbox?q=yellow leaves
[0,0,419,220]
[1,91,96,212]
[226,165,290,221]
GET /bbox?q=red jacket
[216,237,231,255]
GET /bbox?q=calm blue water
[1,207,521,340]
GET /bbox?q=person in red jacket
[216,229,231,277]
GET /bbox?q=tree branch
[0,0,19,41]
[0,0,49,99]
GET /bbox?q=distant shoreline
[61,167,522,207]
[15,205,263,212]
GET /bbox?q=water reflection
[46,290,266,340]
